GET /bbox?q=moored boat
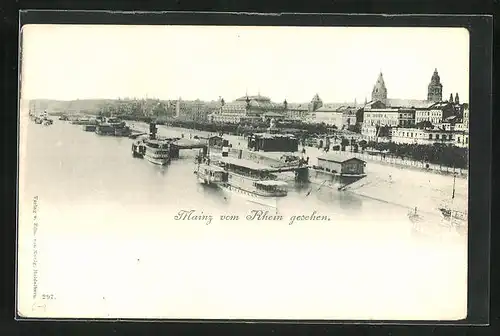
[130,122,175,165]
[42,118,53,126]
[95,117,130,136]
[194,154,288,208]
[83,125,97,132]
[71,117,97,125]
[142,138,172,165]
[131,139,147,158]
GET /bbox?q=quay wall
[129,122,468,215]
[226,147,467,217]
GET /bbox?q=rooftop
[235,94,271,102]
[287,103,310,111]
[172,138,205,147]
[387,99,434,109]
[316,103,346,111]
[317,153,366,163]
[216,156,272,171]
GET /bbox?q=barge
[95,117,131,136]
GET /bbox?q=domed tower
[427,68,443,102]
[371,72,387,104]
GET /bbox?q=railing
[330,149,468,178]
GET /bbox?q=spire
[454,93,460,104]
[449,93,454,102]
[430,68,441,84]
[371,71,387,103]
[428,68,443,102]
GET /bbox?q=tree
[358,140,368,150]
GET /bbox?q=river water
[18,117,467,320]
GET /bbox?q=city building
[313,105,358,129]
[210,94,285,124]
[284,94,324,122]
[390,127,456,145]
[361,69,466,142]
[454,131,469,148]
[285,103,310,121]
[454,105,469,148]
[364,69,448,111]
[174,98,221,122]
[415,101,457,125]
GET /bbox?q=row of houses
[171,68,469,148]
[389,127,469,148]
[175,92,362,129]
[173,92,469,148]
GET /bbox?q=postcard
[17,23,470,320]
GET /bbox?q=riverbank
[343,169,468,218]
[127,121,468,216]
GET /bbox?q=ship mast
[452,167,456,200]
[449,166,456,227]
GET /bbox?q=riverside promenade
[128,121,468,216]
[254,145,467,217]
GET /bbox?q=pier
[169,139,208,159]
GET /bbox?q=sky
[20,25,470,103]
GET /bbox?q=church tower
[427,68,443,102]
[371,72,387,104]
[309,93,323,112]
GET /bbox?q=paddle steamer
[194,154,288,208]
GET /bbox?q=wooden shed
[317,153,366,175]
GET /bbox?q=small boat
[42,118,53,126]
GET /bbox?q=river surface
[18,117,467,320]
